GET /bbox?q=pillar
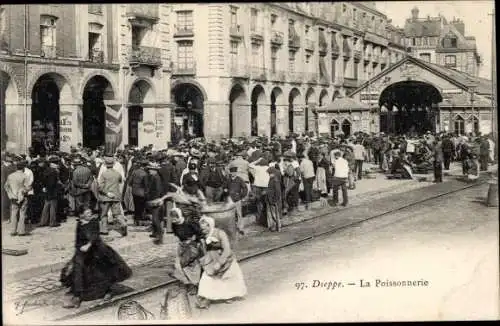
[204,101,230,140]
[59,100,82,153]
[307,102,317,133]
[258,102,271,137]
[276,104,289,137]
[5,99,27,154]
[233,103,251,138]
[103,100,124,153]
[293,105,306,135]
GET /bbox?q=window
[342,4,347,13]
[177,41,194,69]
[354,62,358,79]
[271,13,277,26]
[250,8,258,31]
[271,48,277,72]
[230,41,238,67]
[353,8,357,20]
[420,53,431,62]
[40,15,57,58]
[443,37,457,48]
[454,116,465,135]
[445,55,456,67]
[331,57,336,82]
[305,54,310,64]
[423,37,428,46]
[289,51,295,73]
[230,6,238,28]
[305,25,310,35]
[177,11,193,32]
[412,38,416,46]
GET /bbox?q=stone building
[403,7,482,77]
[1,3,410,154]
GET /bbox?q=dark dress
[61,217,132,301]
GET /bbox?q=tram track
[52,177,489,322]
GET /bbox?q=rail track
[50,176,491,322]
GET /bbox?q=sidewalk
[0,162,484,285]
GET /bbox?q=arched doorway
[31,73,71,154]
[251,85,265,137]
[342,119,352,137]
[270,87,283,136]
[229,84,247,138]
[331,119,340,136]
[305,88,316,133]
[379,81,442,135]
[82,76,114,149]
[288,88,301,134]
[128,80,155,147]
[172,83,205,142]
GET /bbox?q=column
[4,99,27,154]
[233,103,251,138]
[293,105,305,135]
[307,102,317,133]
[258,102,271,138]
[204,101,230,140]
[276,104,289,137]
[103,100,124,153]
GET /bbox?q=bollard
[486,179,498,207]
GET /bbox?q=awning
[317,97,370,112]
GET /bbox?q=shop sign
[59,111,72,152]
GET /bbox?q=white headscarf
[199,215,217,244]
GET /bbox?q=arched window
[471,116,479,135]
[454,115,465,135]
[342,119,352,137]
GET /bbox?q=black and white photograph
[0,1,498,324]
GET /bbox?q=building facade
[1,3,410,154]
[403,7,482,77]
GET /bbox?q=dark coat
[42,167,60,200]
[128,167,149,197]
[225,175,248,202]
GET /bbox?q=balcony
[318,41,328,55]
[364,53,372,64]
[126,4,159,23]
[41,45,57,59]
[353,50,362,63]
[289,34,301,51]
[174,25,194,38]
[230,25,243,40]
[250,66,266,81]
[305,39,315,52]
[331,43,340,59]
[343,77,358,88]
[305,72,318,84]
[88,4,103,15]
[88,49,104,63]
[270,30,284,46]
[250,27,264,43]
[229,64,250,78]
[288,71,302,83]
[269,69,286,82]
[126,45,162,67]
[343,48,351,61]
[172,62,196,76]
[372,54,380,63]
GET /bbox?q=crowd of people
[2,130,495,309]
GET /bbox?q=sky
[375,1,495,79]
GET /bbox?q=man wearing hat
[200,157,226,203]
[70,156,94,213]
[127,158,149,226]
[249,156,270,226]
[98,156,127,237]
[39,157,61,227]
[332,150,349,207]
[145,161,165,244]
[4,160,29,235]
[223,166,248,235]
[228,150,251,199]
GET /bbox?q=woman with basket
[196,216,247,309]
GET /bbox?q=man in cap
[145,161,165,244]
[200,157,226,203]
[127,158,149,226]
[98,156,127,237]
[249,156,271,226]
[223,166,249,235]
[39,157,61,227]
[70,156,94,213]
[228,150,251,198]
[332,150,349,207]
[4,159,29,235]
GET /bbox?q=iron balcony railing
[250,66,266,80]
[353,50,362,62]
[230,25,243,39]
[88,49,104,63]
[174,25,194,38]
[270,30,284,45]
[372,54,380,63]
[288,71,303,83]
[318,38,328,54]
[126,4,159,21]
[229,63,250,78]
[305,39,315,52]
[331,42,340,58]
[289,34,301,49]
[172,61,196,75]
[250,26,264,41]
[126,45,162,67]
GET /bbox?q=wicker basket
[201,203,237,243]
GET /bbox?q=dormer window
[443,37,457,48]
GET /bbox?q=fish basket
[201,203,237,244]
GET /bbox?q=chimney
[411,7,419,21]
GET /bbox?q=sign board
[59,111,73,152]
[318,113,330,134]
[139,107,167,149]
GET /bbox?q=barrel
[201,203,237,244]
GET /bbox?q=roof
[350,55,493,97]
[440,92,492,108]
[317,96,370,112]
[404,19,442,37]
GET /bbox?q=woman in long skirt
[196,216,247,309]
[61,206,132,308]
[170,208,203,295]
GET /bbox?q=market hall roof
[317,96,370,112]
[350,55,493,98]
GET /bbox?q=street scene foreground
[31,181,500,323]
